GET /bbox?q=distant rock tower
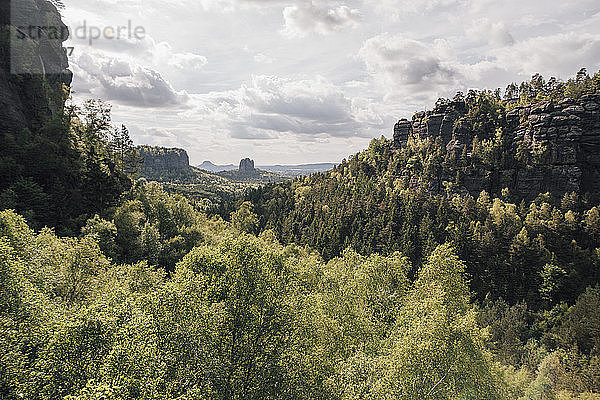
[239,158,255,172]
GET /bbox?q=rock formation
[138,146,190,173]
[136,146,203,183]
[239,158,256,173]
[393,100,467,147]
[0,0,72,136]
[393,93,600,200]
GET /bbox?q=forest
[2,53,600,400]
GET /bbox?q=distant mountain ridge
[199,161,338,177]
[257,163,338,177]
[199,161,237,172]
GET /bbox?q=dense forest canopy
[2,188,600,398]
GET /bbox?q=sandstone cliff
[0,0,72,137]
[0,0,132,232]
[138,146,190,178]
[393,92,600,200]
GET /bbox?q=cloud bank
[63,0,600,164]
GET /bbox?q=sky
[60,0,600,165]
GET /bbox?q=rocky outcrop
[138,146,190,172]
[393,119,412,146]
[503,94,600,199]
[239,158,255,173]
[137,146,199,183]
[394,101,467,147]
[393,93,600,200]
[0,0,72,136]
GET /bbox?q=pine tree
[109,125,142,178]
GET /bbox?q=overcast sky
[61,0,600,165]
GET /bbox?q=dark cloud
[240,76,366,136]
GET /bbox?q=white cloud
[466,18,514,47]
[254,53,274,64]
[72,52,189,107]
[62,0,600,164]
[153,42,208,70]
[67,31,208,73]
[192,0,288,13]
[493,32,600,77]
[188,75,381,139]
[133,127,181,147]
[282,2,361,37]
[359,34,459,101]
[375,0,468,20]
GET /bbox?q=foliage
[505,69,600,105]
[107,181,225,270]
[247,134,600,308]
[372,245,506,399]
[0,98,134,234]
[231,201,259,233]
[2,177,600,399]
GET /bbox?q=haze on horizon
[61,0,600,165]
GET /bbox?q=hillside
[247,70,600,307]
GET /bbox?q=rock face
[239,158,256,173]
[138,146,190,174]
[393,119,412,145]
[501,97,598,199]
[394,101,467,147]
[393,93,600,200]
[0,0,72,136]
